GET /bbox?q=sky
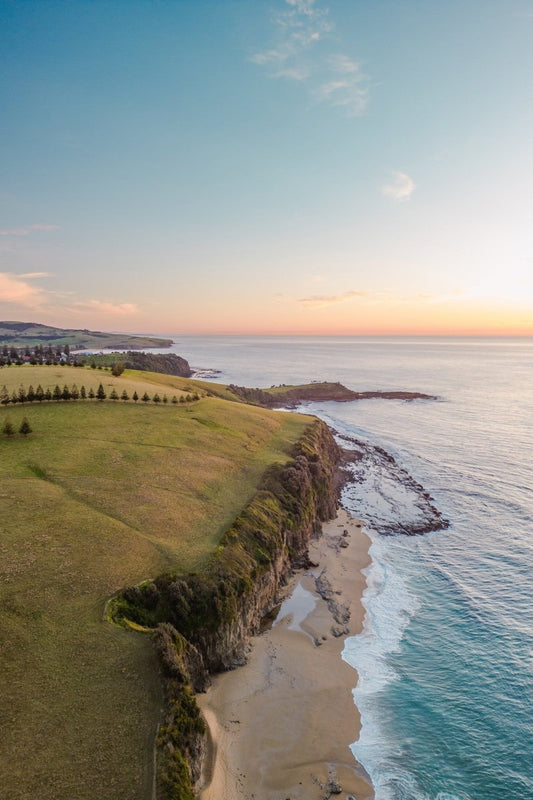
[1,0,532,335]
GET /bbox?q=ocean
[171,336,532,800]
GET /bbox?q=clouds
[0,224,60,236]
[251,0,369,117]
[299,290,372,308]
[297,288,459,310]
[382,171,416,201]
[0,271,48,308]
[0,271,139,322]
[71,300,139,316]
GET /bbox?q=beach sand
[197,508,374,800]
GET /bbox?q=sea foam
[342,527,421,799]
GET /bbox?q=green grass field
[0,365,312,799]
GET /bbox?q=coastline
[197,507,374,800]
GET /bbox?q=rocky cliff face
[170,419,340,674]
[113,419,340,799]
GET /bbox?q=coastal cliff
[112,419,340,799]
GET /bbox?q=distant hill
[0,321,173,350]
[228,381,436,407]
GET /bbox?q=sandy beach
[197,508,374,800]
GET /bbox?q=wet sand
[197,508,374,800]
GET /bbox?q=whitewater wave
[342,527,421,799]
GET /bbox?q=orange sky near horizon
[59,296,531,338]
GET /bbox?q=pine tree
[88,388,95,399]
[62,385,71,401]
[35,385,45,402]
[132,390,139,403]
[171,395,178,404]
[53,385,62,401]
[27,384,36,403]
[121,389,129,401]
[44,388,52,401]
[153,393,161,403]
[2,417,15,436]
[163,395,168,404]
[141,392,150,403]
[80,385,87,400]
[96,383,106,401]
[18,385,27,403]
[109,388,119,401]
[70,384,79,400]
[0,385,9,405]
[19,417,32,436]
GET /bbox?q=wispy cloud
[71,300,139,315]
[0,271,49,308]
[0,224,60,236]
[298,288,462,309]
[298,289,371,308]
[382,171,416,202]
[251,0,369,116]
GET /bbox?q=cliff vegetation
[111,419,340,799]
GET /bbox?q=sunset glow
[1,1,531,336]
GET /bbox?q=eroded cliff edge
[111,418,340,800]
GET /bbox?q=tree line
[0,343,76,367]
[0,383,200,406]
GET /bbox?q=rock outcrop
[229,381,436,408]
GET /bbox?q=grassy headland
[229,380,437,406]
[0,320,173,349]
[0,364,313,800]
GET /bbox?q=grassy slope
[0,366,311,800]
[0,321,172,349]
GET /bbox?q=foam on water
[342,530,422,798]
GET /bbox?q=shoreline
[197,507,374,800]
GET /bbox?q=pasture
[0,365,311,799]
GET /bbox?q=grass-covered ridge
[229,380,437,406]
[0,320,173,349]
[0,364,314,800]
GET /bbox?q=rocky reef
[338,432,449,535]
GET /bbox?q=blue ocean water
[173,336,533,800]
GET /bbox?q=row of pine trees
[0,383,200,405]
